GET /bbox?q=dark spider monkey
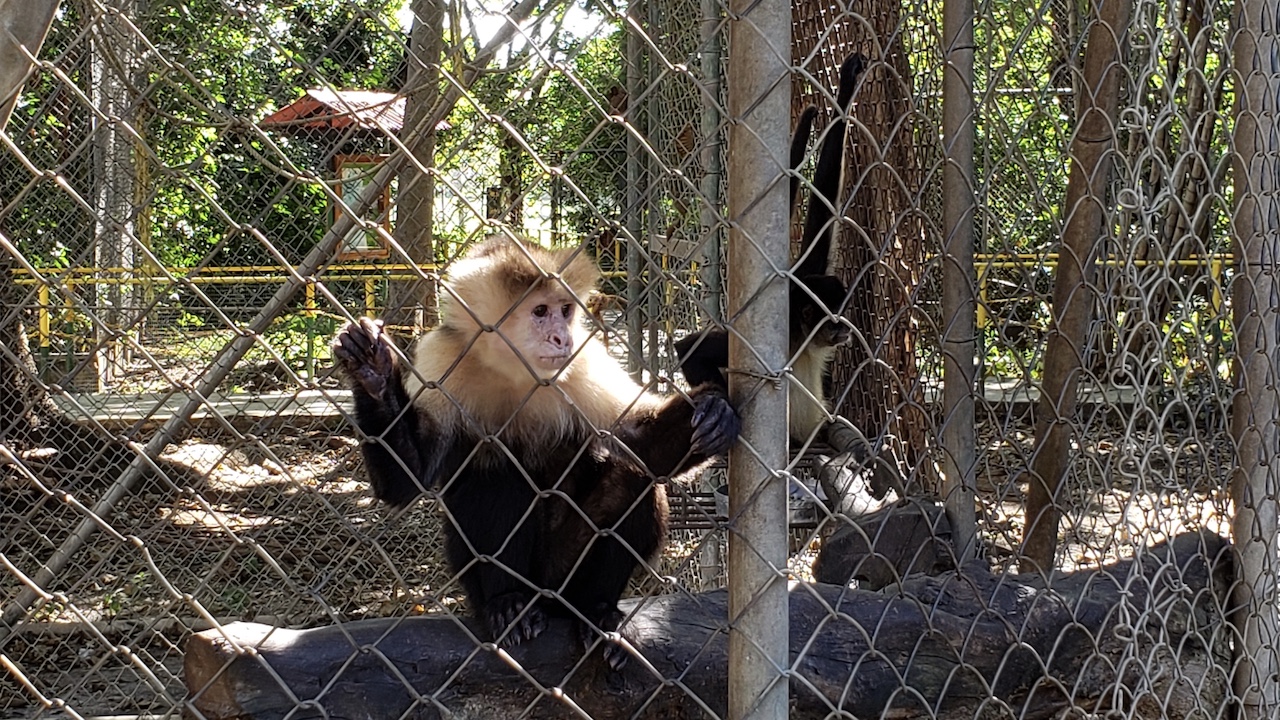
[676,52,864,445]
[333,238,740,670]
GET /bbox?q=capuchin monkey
[676,52,864,446]
[333,237,740,670]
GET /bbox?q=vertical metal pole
[305,281,317,380]
[644,0,661,375]
[89,0,140,391]
[941,0,978,561]
[625,2,645,378]
[699,0,724,321]
[726,0,790,717]
[1230,0,1280,711]
[696,2,726,590]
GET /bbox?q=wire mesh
[0,0,1269,716]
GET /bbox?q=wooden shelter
[262,89,411,259]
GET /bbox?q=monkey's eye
[533,304,549,317]
[561,304,572,318]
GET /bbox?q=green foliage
[966,0,1235,382]
[160,310,334,370]
[6,1,632,275]
[547,32,630,238]
[4,0,410,271]
[973,2,1071,256]
[99,572,151,618]
[433,25,628,247]
[2,6,95,265]
[142,0,408,267]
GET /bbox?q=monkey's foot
[485,594,546,647]
[577,605,630,671]
[690,391,741,457]
[332,317,397,399]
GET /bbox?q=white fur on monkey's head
[440,235,600,329]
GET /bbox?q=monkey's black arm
[354,386,439,509]
[674,330,729,392]
[615,385,739,479]
[789,106,818,215]
[334,318,444,508]
[796,53,865,279]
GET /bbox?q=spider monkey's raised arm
[676,53,865,420]
[790,106,818,215]
[796,51,864,280]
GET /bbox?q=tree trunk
[0,244,57,456]
[383,0,444,331]
[0,0,61,451]
[87,0,142,390]
[1021,0,1132,572]
[185,532,1231,720]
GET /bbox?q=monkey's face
[794,275,851,349]
[801,304,852,348]
[501,288,580,380]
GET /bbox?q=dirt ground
[1,394,1236,717]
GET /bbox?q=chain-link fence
[1,0,1276,716]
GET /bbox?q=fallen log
[812,498,955,589]
[185,531,1232,719]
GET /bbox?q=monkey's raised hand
[333,317,398,400]
[690,390,741,457]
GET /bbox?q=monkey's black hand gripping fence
[2,0,1279,716]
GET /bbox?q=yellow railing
[13,264,439,352]
[12,262,633,353]
[973,253,1229,333]
[12,254,1230,355]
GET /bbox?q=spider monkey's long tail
[795,52,865,279]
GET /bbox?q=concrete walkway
[52,389,353,431]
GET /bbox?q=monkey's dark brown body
[335,239,739,669]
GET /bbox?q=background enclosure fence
[0,0,1275,716]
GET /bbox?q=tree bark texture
[791,0,930,480]
[1021,0,1133,572]
[0,0,61,448]
[384,0,444,330]
[186,532,1231,720]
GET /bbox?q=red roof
[262,88,406,133]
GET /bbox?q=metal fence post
[941,0,979,562]
[624,1,645,379]
[1230,0,1280,710]
[699,0,724,321]
[726,0,790,717]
